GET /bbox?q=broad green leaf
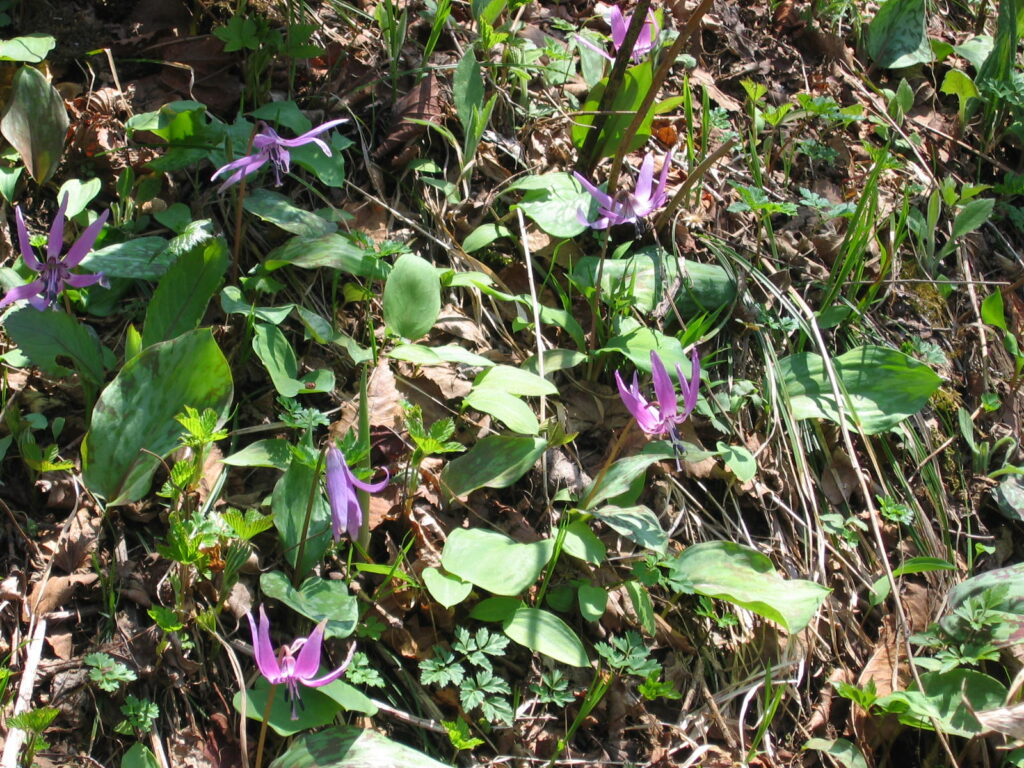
[244,188,336,236]
[940,69,979,122]
[271,458,332,578]
[293,305,372,364]
[388,342,494,367]
[83,329,232,505]
[939,563,1024,649]
[81,237,173,280]
[383,253,441,339]
[803,738,868,768]
[222,439,292,469]
[464,389,539,434]
[982,289,1007,330]
[5,308,106,387]
[260,571,357,639]
[474,365,557,396]
[951,197,994,240]
[453,48,484,134]
[441,528,554,596]
[220,286,294,325]
[142,237,228,347]
[0,65,68,183]
[290,132,351,188]
[252,322,334,397]
[57,178,102,219]
[502,607,589,666]
[121,743,160,768]
[866,0,932,69]
[624,579,656,634]
[440,434,547,498]
[422,567,473,608]
[577,583,607,622]
[778,345,941,434]
[522,348,587,375]
[571,62,654,159]
[463,223,512,253]
[877,669,1005,737]
[235,676,342,737]
[470,596,524,622]
[601,318,691,373]
[562,520,606,564]
[591,504,668,553]
[717,442,757,482]
[580,449,675,509]
[507,172,591,238]
[665,541,830,633]
[265,233,385,277]
[868,557,956,606]
[0,34,56,63]
[267,726,450,768]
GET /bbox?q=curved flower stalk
[573,151,672,230]
[0,194,108,311]
[576,4,660,63]
[615,348,700,459]
[324,443,389,541]
[212,118,348,192]
[247,606,356,719]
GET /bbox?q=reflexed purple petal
[650,351,677,419]
[573,172,615,209]
[14,207,41,271]
[0,279,44,309]
[216,159,267,193]
[615,370,654,433]
[650,150,673,209]
[249,607,283,682]
[678,347,700,416]
[47,194,69,261]
[608,6,628,49]
[634,153,655,202]
[212,154,267,181]
[574,34,615,62]
[303,643,357,687]
[293,621,326,680]
[349,467,389,494]
[63,209,110,268]
[64,272,105,289]
[27,294,50,311]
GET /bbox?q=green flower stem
[293,448,327,588]
[254,683,277,768]
[229,126,258,282]
[579,419,636,511]
[357,364,372,554]
[547,668,612,767]
[602,0,715,199]
[576,0,653,176]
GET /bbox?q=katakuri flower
[211,118,348,192]
[247,605,355,719]
[615,348,700,441]
[576,4,660,62]
[0,194,108,311]
[574,151,672,230]
[325,443,389,541]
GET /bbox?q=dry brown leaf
[820,447,859,506]
[416,364,473,400]
[975,702,1024,740]
[46,631,73,660]
[53,507,100,573]
[367,357,403,430]
[434,303,486,346]
[25,573,98,619]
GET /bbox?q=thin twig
[0,618,47,768]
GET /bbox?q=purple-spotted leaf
[1,65,68,183]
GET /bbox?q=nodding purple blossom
[247,605,355,720]
[0,195,108,311]
[576,4,660,62]
[616,349,700,459]
[574,151,673,230]
[324,443,389,542]
[211,118,348,193]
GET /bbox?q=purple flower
[247,605,355,719]
[325,443,389,541]
[574,151,672,230]
[211,118,348,193]
[615,348,700,438]
[0,195,108,311]
[576,4,660,62]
